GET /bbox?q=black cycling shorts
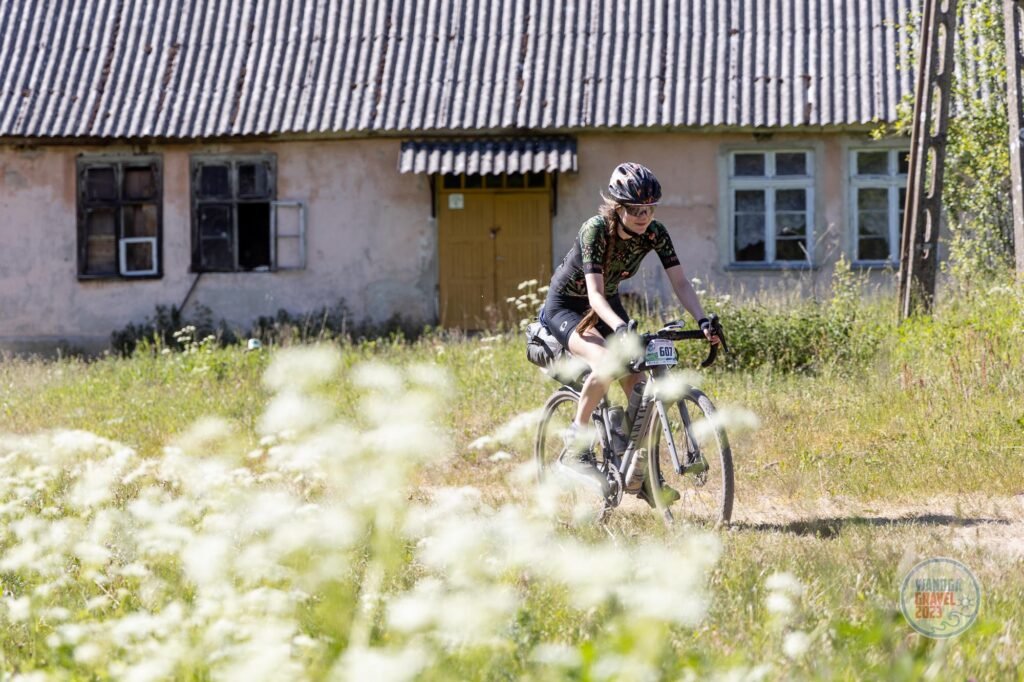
[539,291,629,350]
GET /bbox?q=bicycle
[533,316,734,526]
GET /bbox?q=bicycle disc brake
[598,460,624,509]
[683,454,709,486]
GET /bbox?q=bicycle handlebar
[639,314,728,368]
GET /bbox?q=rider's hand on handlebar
[608,319,644,374]
[697,316,722,346]
[612,319,639,338]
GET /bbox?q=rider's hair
[575,197,625,335]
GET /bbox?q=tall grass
[1,279,1022,679]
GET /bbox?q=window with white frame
[190,155,306,272]
[727,150,814,265]
[850,149,909,263]
[76,156,162,278]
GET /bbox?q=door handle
[489,226,501,238]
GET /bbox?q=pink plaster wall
[1,130,893,350]
[0,139,435,351]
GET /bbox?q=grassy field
[1,285,1022,680]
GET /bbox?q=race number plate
[645,338,678,367]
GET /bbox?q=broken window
[727,150,814,265]
[190,156,278,270]
[77,157,162,278]
[191,156,296,272]
[851,149,909,264]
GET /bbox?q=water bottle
[606,406,628,455]
[626,381,646,429]
[624,448,648,492]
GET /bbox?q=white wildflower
[5,596,31,622]
[337,645,429,682]
[258,392,332,436]
[765,592,795,616]
[531,643,582,668]
[487,451,512,462]
[350,361,404,394]
[783,630,811,659]
[765,571,804,597]
[262,345,341,392]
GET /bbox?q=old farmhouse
[0,0,915,351]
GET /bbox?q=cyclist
[539,162,720,503]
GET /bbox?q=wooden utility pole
[1006,0,1024,277]
[898,0,959,319]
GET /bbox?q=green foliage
[882,0,1014,286]
[639,263,888,374]
[110,304,237,357]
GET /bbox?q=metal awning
[398,137,577,174]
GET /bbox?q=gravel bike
[533,317,734,526]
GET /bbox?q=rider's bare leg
[567,329,643,425]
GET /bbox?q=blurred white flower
[765,571,803,597]
[691,407,762,442]
[258,392,332,436]
[783,630,811,659]
[765,592,795,616]
[492,408,545,445]
[5,595,31,622]
[652,371,702,402]
[350,362,404,394]
[263,345,341,392]
[531,643,582,668]
[337,645,429,682]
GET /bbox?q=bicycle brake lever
[700,342,718,368]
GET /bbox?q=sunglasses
[622,203,656,217]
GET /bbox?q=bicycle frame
[590,365,704,485]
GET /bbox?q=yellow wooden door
[438,193,494,328]
[494,193,552,325]
[438,187,551,329]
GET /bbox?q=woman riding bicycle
[539,162,720,500]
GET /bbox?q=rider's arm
[666,265,720,343]
[584,273,628,331]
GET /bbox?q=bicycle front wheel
[648,387,734,526]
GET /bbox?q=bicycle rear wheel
[648,387,734,526]
[534,388,621,521]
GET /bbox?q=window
[191,156,303,272]
[726,150,815,265]
[850,149,909,264]
[77,156,162,278]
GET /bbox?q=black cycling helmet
[605,162,662,205]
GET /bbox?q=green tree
[882,0,1013,287]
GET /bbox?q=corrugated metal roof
[0,0,915,140]
[398,137,577,174]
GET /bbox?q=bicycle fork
[653,398,709,477]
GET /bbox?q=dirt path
[727,492,1024,559]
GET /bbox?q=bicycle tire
[648,387,734,526]
[534,387,581,484]
[534,388,622,520]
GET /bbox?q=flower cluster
[0,347,725,680]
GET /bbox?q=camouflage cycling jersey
[549,216,681,298]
